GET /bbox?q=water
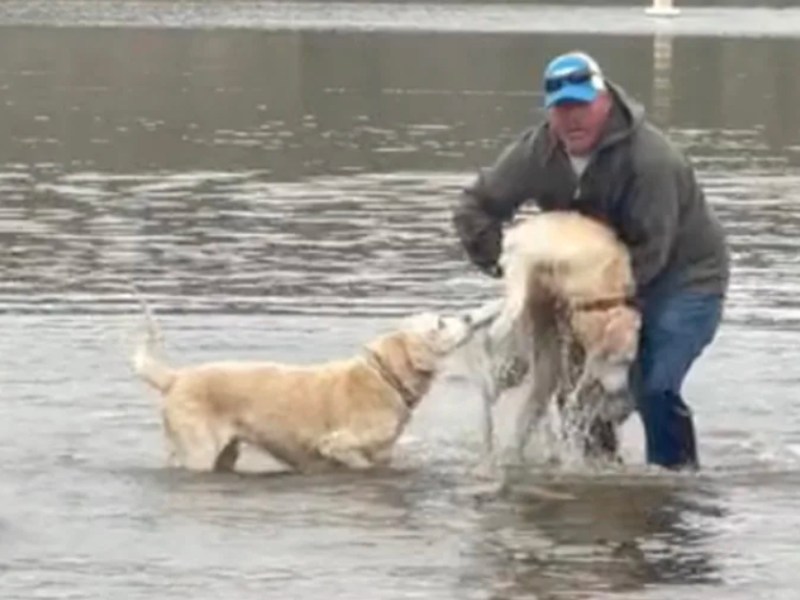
[2,3,800,599]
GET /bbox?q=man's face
[548,95,611,156]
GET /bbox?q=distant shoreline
[0,3,799,39]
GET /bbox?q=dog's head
[364,310,482,404]
[366,310,480,373]
[397,309,480,363]
[571,304,641,396]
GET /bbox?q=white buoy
[651,32,674,124]
[645,0,680,17]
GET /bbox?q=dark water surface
[2,3,800,599]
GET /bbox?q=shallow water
[2,3,800,599]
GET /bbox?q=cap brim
[544,84,598,108]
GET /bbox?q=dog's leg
[473,399,498,479]
[170,420,232,473]
[511,349,557,465]
[180,444,221,472]
[481,383,496,456]
[474,375,500,480]
[367,443,395,467]
[317,430,378,470]
[583,418,619,462]
[474,316,527,479]
[511,383,541,464]
[319,417,403,471]
[162,413,181,468]
[213,439,240,472]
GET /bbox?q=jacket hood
[599,79,646,149]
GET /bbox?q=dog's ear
[365,332,395,359]
[367,332,416,372]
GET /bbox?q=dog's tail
[130,285,176,394]
[493,222,545,340]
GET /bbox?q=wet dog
[466,212,641,472]
[131,297,490,474]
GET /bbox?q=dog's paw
[317,434,374,470]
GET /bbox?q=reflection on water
[462,479,723,598]
[1,28,800,322]
[2,15,800,600]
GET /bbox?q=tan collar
[364,349,421,409]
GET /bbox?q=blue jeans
[633,289,724,470]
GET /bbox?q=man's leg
[635,291,723,469]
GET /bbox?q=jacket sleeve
[452,130,538,274]
[619,160,681,293]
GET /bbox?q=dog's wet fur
[131,296,490,474]
[460,212,642,473]
[128,213,638,478]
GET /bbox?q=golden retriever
[469,211,642,472]
[131,302,489,474]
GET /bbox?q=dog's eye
[437,316,446,330]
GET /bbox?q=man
[452,51,729,470]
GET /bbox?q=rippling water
[2,4,800,599]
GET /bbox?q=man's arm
[619,160,682,294]
[452,129,539,275]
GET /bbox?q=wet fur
[131,303,476,474]
[474,212,642,471]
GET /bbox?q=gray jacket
[452,81,729,300]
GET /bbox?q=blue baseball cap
[543,52,606,108]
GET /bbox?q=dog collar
[569,295,637,312]
[364,349,422,409]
